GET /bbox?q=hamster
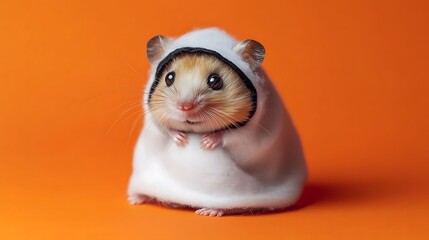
[128,28,307,216]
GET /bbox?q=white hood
[150,27,260,89]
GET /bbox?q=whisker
[114,99,143,109]
[121,58,145,80]
[119,107,143,124]
[106,103,142,135]
[127,114,144,144]
[253,122,273,136]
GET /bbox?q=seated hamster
[128,28,307,216]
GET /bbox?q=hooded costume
[128,28,307,211]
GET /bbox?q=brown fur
[150,54,253,133]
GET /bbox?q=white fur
[128,28,307,210]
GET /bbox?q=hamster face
[149,54,253,133]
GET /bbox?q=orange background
[1,0,428,239]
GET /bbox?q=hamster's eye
[207,74,223,90]
[165,72,175,87]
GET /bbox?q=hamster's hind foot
[195,208,225,217]
[127,194,152,205]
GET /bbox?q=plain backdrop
[1,0,428,239]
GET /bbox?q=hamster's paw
[201,132,222,150]
[168,129,188,147]
[128,195,151,205]
[195,208,225,217]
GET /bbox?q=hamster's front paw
[168,129,188,147]
[201,132,222,150]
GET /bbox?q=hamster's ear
[234,39,265,71]
[147,35,171,64]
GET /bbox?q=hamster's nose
[177,101,196,111]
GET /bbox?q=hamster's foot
[195,208,225,217]
[201,132,222,150]
[128,194,152,205]
[168,129,188,147]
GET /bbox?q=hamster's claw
[201,133,222,150]
[195,208,225,217]
[168,129,188,147]
[128,195,151,205]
